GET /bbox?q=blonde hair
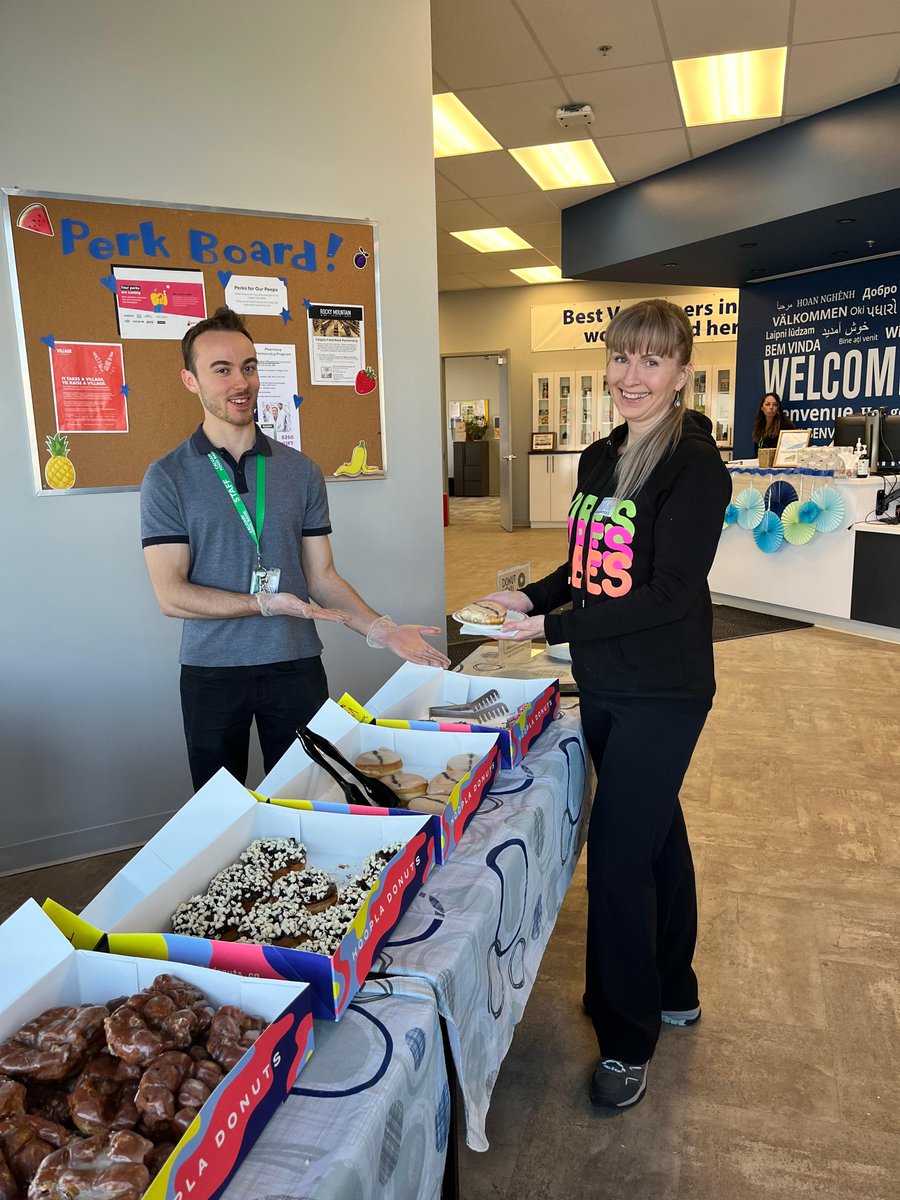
[606,299,693,500]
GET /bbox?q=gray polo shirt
[141,425,332,667]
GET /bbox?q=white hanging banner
[531,292,740,352]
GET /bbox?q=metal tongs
[294,727,399,808]
[428,689,511,725]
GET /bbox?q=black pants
[580,693,711,1066]
[180,657,330,790]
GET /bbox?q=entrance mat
[446,605,811,667]
[711,604,812,642]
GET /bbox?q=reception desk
[708,469,899,638]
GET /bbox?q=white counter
[709,474,881,620]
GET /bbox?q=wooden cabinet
[453,440,490,496]
[529,453,577,527]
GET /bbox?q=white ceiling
[432,0,900,290]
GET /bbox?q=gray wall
[0,0,445,873]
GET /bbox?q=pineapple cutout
[44,432,76,490]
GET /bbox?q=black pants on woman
[580,693,711,1066]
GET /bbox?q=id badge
[597,497,617,517]
[250,566,281,595]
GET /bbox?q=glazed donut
[426,770,458,798]
[445,751,481,780]
[0,1077,25,1119]
[0,1144,16,1200]
[404,796,449,816]
[0,1005,108,1082]
[134,1051,192,1139]
[149,976,215,1038]
[0,1113,71,1189]
[68,1052,141,1136]
[354,747,403,777]
[104,990,198,1066]
[382,772,428,801]
[22,1081,73,1129]
[28,1129,153,1200]
[205,1007,265,1073]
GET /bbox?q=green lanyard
[208,451,266,564]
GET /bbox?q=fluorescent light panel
[509,140,614,190]
[511,266,566,284]
[673,47,786,126]
[450,227,533,253]
[433,93,501,157]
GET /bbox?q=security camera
[556,103,594,128]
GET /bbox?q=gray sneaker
[589,1058,648,1109]
[661,1005,701,1027]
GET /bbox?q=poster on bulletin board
[2,189,385,494]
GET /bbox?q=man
[141,307,448,789]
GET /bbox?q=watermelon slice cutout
[17,202,54,237]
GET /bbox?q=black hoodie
[521,411,731,699]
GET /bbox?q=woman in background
[478,299,730,1111]
[752,391,794,450]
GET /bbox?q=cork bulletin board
[2,189,385,494]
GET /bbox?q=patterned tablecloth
[222,975,449,1200]
[372,709,589,1150]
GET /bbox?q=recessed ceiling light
[835,217,856,224]
[673,46,786,126]
[510,265,568,284]
[509,140,614,190]
[433,93,502,158]
[663,262,679,267]
[739,242,758,248]
[449,227,533,253]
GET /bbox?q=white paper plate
[546,642,572,662]
[451,609,527,639]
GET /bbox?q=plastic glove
[368,617,451,668]
[257,592,349,622]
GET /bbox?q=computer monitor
[832,413,867,448]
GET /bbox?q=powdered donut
[354,747,403,777]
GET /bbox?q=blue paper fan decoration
[723,502,739,528]
[798,500,820,524]
[764,480,798,518]
[754,510,785,553]
[809,486,845,533]
[735,487,765,529]
[782,501,817,545]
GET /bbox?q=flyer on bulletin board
[49,341,128,433]
[256,343,300,451]
[112,265,207,339]
[307,302,365,385]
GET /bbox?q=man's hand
[257,592,349,623]
[378,622,451,668]
[480,589,534,614]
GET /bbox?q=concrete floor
[2,497,899,1198]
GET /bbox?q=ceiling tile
[686,116,782,156]
[430,0,552,90]
[561,63,682,137]
[441,248,553,273]
[460,269,531,287]
[508,221,561,248]
[438,274,484,291]
[595,128,691,181]
[557,182,618,207]
[455,78,573,147]
[435,150,536,197]
[516,0,666,75]
[479,192,564,224]
[435,198,500,231]
[784,36,900,116]
[657,0,790,59]
[434,173,469,203]
[794,0,900,43]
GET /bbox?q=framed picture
[774,427,811,467]
[531,431,556,451]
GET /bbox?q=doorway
[440,351,513,532]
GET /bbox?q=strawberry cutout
[355,366,377,395]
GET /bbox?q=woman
[752,391,794,450]
[481,299,730,1111]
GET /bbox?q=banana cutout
[333,439,383,477]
